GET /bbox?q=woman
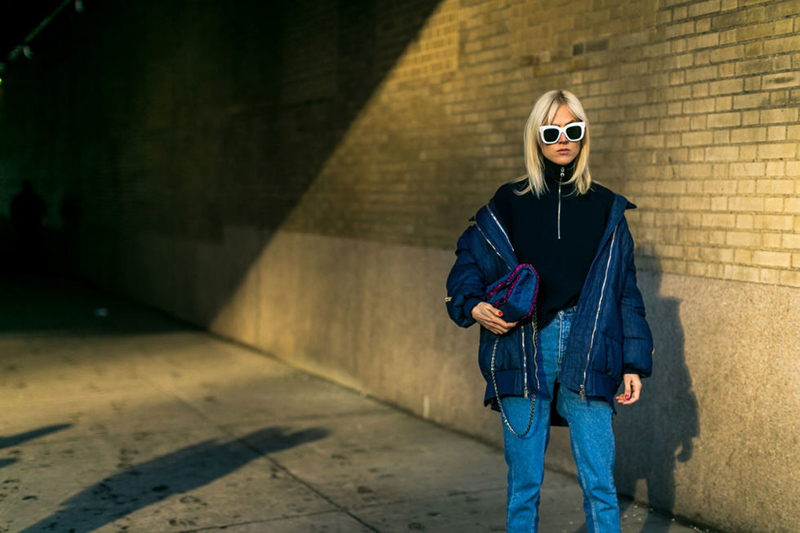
[445,90,653,533]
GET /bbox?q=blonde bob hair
[516,90,592,197]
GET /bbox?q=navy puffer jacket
[445,194,653,410]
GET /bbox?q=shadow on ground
[0,424,72,471]
[0,424,72,451]
[19,426,329,533]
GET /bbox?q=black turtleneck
[491,158,615,328]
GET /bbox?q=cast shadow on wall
[614,257,699,531]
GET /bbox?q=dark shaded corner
[0,271,199,335]
[0,0,446,332]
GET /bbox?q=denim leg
[501,313,564,532]
[502,396,550,532]
[557,387,620,533]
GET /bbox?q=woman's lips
[557,149,570,154]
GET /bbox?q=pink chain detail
[486,264,539,321]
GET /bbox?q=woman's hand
[471,302,518,335]
[615,373,642,405]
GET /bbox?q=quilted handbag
[485,263,539,438]
[484,264,539,323]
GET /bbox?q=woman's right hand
[471,302,519,335]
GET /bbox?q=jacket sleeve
[619,220,654,378]
[445,225,487,328]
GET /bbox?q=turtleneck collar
[543,157,576,184]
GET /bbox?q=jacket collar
[595,193,636,250]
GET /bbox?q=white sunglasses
[539,122,585,144]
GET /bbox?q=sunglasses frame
[539,122,586,145]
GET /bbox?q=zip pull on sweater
[543,158,574,240]
[558,166,564,239]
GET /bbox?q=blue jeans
[501,307,620,533]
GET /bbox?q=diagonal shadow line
[0,423,72,450]
[18,426,329,533]
[0,458,18,469]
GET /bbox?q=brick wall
[280,0,800,287]
[199,0,799,296]
[2,0,797,287]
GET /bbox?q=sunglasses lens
[565,124,583,141]
[541,127,560,144]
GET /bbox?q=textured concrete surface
[0,274,709,533]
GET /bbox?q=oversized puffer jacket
[445,194,653,409]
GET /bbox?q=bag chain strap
[490,305,538,438]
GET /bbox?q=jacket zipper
[519,322,540,398]
[477,210,539,398]
[475,224,512,270]
[558,167,564,240]
[521,324,528,397]
[580,226,618,401]
[487,206,514,253]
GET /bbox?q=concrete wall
[1,0,798,531]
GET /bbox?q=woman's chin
[549,153,577,166]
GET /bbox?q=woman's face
[539,104,582,166]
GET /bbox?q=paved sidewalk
[0,275,712,532]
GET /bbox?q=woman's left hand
[615,373,642,405]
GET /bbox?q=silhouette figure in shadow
[10,179,46,272]
[19,426,328,533]
[613,259,699,531]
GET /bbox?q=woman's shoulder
[492,178,529,204]
[588,181,615,197]
[490,179,530,230]
[585,182,622,224]
[586,181,618,205]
